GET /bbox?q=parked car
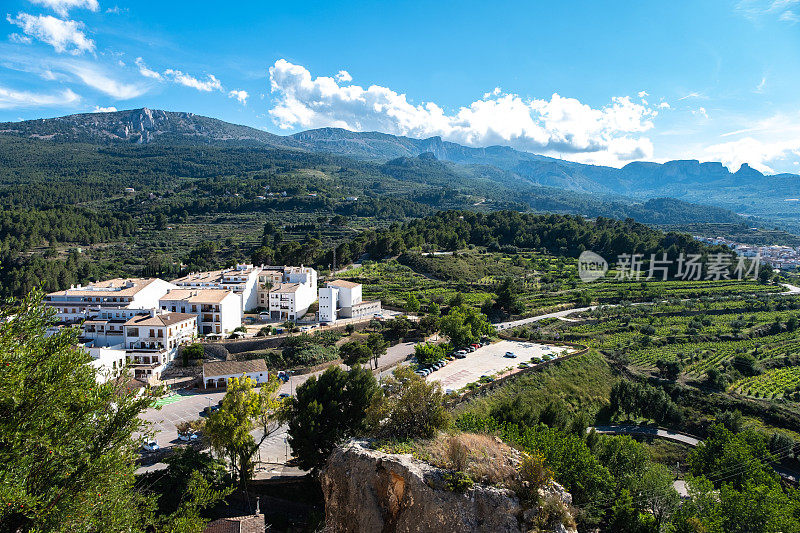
[466,346,476,353]
[455,352,467,359]
[504,351,517,358]
[202,405,220,416]
[279,393,291,400]
[141,439,159,452]
[518,362,530,369]
[445,388,455,395]
[470,343,480,349]
[178,432,199,442]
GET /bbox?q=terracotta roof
[202,514,264,533]
[203,359,268,377]
[160,289,235,304]
[327,279,360,289]
[171,265,259,285]
[124,312,196,327]
[46,278,159,298]
[270,282,300,294]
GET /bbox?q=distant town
[695,235,800,270]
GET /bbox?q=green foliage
[688,424,779,491]
[367,366,450,441]
[137,447,230,522]
[414,342,448,367]
[0,290,156,531]
[443,471,474,493]
[205,375,281,491]
[609,380,682,424]
[439,304,494,347]
[182,343,204,366]
[286,366,378,472]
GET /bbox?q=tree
[205,375,281,494]
[418,314,440,336]
[286,366,378,472]
[339,339,371,367]
[366,366,450,440]
[415,342,447,367]
[494,278,524,315]
[656,358,682,381]
[339,333,387,369]
[405,293,420,313]
[439,304,495,348]
[138,447,231,529]
[182,343,204,366]
[366,333,388,369]
[0,290,157,531]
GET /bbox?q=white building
[319,280,382,323]
[319,286,339,323]
[45,278,176,324]
[171,264,262,312]
[257,266,318,321]
[159,288,242,336]
[123,311,197,382]
[202,359,268,389]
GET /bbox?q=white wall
[319,287,338,323]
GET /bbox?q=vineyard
[730,367,800,399]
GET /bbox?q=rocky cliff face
[320,440,577,533]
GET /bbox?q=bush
[443,471,473,493]
[366,366,450,440]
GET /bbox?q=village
[43,264,383,385]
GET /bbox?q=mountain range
[1,108,798,231]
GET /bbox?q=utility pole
[332,246,336,274]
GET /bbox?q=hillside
[0,109,795,231]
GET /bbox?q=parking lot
[425,340,574,392]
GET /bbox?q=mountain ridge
[2,108,798,229]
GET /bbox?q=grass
[455,350,615,419]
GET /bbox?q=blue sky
[1,0,799,173]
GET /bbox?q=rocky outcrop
[320,440,577,533]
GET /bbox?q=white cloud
[163,69,222,92]
[92,105,117,112]
[678,92,703,100]
[267,59,660,166]
[9,33,33,44]
[6,13,95,55]
[0,85,79,109]
[756,76,767,92]
[704,137,800,174]
[228,89,248,104]
[737,0,800,22]
[638,90,649,98]
[134,57,162,80]
[27,0,99,17]
[335,70,352,83]
[692,107,709,119]
[658,101,671,109]
[65,61,147,99]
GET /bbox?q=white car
[178,432,199,442]
[141,439,159,452]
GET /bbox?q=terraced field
[730,367,800,399]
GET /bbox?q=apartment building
[319,280,382,323]
[159,288,242,336]
[45,278,176,323]
[123,310,197,381]
[171,264,262,311]
[257,265,318,320]
[79,309,196,384]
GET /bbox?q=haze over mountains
[2,108,798,231]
